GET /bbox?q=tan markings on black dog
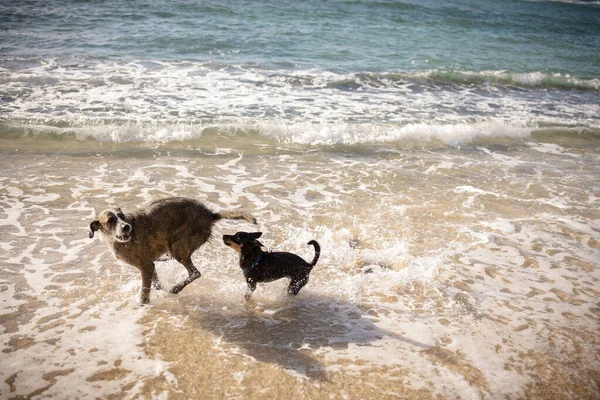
[89,197,256,304]
[225,241,242,255]
[223,231,320,300]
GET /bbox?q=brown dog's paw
[169,284,184,295]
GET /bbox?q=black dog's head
[223,231,263,255]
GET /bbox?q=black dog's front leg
[245,279,257,300]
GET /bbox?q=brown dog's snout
[89,220,100,238]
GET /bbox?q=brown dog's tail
[216,210,257,225]
[307,240,320,267]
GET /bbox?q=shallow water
[1,0,600,397]
[1,134,599,399]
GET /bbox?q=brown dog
[89,197,256,304]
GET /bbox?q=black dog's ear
[89,220,101,238]
[249,232,262,240]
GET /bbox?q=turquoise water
[3,0,600,75]
[1,0,599,145]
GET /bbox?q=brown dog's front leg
[140,265,155,304]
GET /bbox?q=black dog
[223,232,320,300]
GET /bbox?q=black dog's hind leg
[288,276,309,296]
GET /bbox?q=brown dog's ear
[89,220,101,238]
[249,232,262,240]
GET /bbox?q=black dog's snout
[122,223,132,233]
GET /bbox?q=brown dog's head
[89,207,132,243]
[223,231,263,255]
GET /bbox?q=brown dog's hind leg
[152,270,163,291]
[169,255,201,294]
[168,239,205,295]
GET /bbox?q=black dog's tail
[307,240,320,267]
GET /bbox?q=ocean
[1,0,599,398]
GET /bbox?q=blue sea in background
[3,0,600,75]
[1,0,599,146]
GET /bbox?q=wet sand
[1,139,599,399]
